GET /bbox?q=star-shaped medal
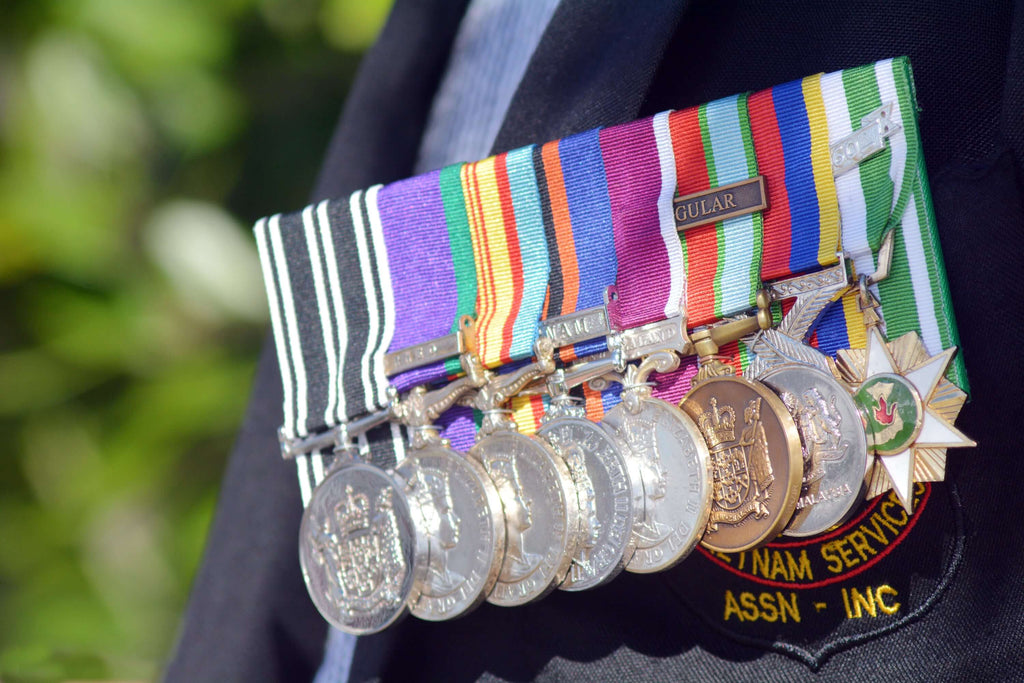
[835,328,975,513]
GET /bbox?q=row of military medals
[295,233,974,635]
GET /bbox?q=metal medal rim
[469,430,582,606]
[537,415,640,591]
[298,461,428,635]
[396,444,507,621]
[759,364,869,538]
[604,396,714,574]
[682,375,803,553]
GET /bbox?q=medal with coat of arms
[834,283,975,513]
[678,303,804,553]
[299,462,428,635]
[681,374,804,552]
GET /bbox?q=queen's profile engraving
[406,464,464,595]
[485,452,541,581]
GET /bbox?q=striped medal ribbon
[380,165,481,452]
[258,192,432,636]
[459,145,552,436]
[456,145,589,607]
[379,169,513,622]
[671,85,841,551]
[516,128,622,430]
[255,191,403,505]
[255,56,968,516]
[815,58,965,391]
[528,128,666,590]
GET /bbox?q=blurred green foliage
[0,0,393,679]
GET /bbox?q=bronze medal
[680,375,802,552]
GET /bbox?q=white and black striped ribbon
[255,188,407,506]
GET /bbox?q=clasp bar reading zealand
[673,176,767,232]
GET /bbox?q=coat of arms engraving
[308,484,407,616]
[700,397,774,531]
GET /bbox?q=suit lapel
[491,0,689,153]
[312,0,471,201]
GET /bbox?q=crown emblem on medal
[697,397,737,450]
[483,451,518,488]
[336,484,372,534]
[561,443,589,482]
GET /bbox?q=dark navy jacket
[166,1,1024,680]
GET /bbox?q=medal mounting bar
[613,315,692,363]
[384,331,464,377]
[766,257,849,303]
[278,408,393,460]
[383,317,478,378]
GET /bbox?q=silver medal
[390,367,507,622]
[759,363,868,536]
[471,430,580,605]
[459,337,581,606]
[745,285,870,537]
[395,445,505,620]
[538,412,640,591]
[299,462,427,635]
[601,352,713,573]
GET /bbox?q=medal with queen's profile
[388,374,507,622]
[461,337,582,607]
[394,443,506,621]
[470,429,581,606]
[537,406,641,591]
[601,352,713,573]
[299,462,427,635]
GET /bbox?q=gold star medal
[834,287,975,513]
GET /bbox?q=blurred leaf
[62,0,232,79]
[142,199,267,323]
[319,0,391,51]
[21,30,150,170]
[258,0,321,36]
[0,350,96,416]
[150,68,246,154]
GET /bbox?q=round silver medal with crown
[299,462,427,635]
[471,429,581,606]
